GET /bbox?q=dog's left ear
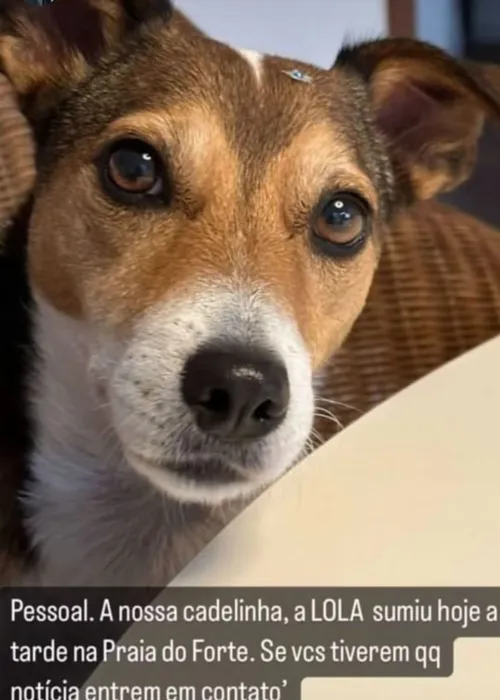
[0,0,172,115]
[335,38,500,200]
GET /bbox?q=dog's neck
[2,246,238,584]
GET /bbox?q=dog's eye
[104,139,164,201]
[312,193,369,258]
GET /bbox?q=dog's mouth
[107,291,315,504]
[121,444,259,504]
[161,459,245,484]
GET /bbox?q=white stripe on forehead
[233,47,264,85]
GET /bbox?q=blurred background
[176,0,500,228]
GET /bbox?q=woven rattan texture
[0,75,34,233]
[316,200,500,440]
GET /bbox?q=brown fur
[23,11,390,379]
[1,1,500,582]
[13,8,500,366]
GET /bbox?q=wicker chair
[0,76,34,234]
[317,200,500,439]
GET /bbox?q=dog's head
[2,0,499,504]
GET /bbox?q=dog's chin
[123,450,272,505]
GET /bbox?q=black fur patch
[122,0,173,24]
[0,202,36,571]
[38,0,105,64]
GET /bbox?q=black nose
[181,345,290,440]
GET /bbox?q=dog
[1,0,500,585]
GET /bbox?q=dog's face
[27,13,388,504]
[1,0,499,504]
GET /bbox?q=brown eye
[103,138,164,203]
[312,193,369,258]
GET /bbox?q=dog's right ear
[335,38,500,201]
[0,0,172,112]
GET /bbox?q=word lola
[295,598,364,622]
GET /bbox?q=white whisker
[315,395,360,413]
[313,408,344,431]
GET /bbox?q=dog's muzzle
[108,287,314,504]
